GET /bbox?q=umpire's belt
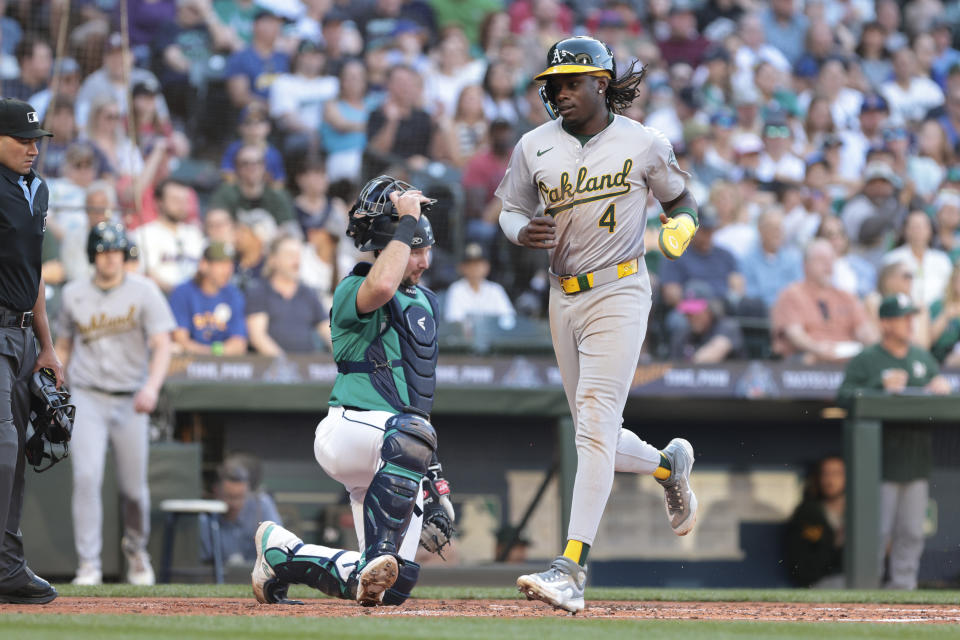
[0,308,33,328]
[550,258,639,295]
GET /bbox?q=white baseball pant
[550,270,662,545]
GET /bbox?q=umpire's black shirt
[0,163,47,312]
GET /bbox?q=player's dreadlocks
[605,60,646,114]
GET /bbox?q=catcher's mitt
[419,461,455,557]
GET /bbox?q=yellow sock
[653,451,672,480]
[563,539,590,566]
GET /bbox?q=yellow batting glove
[658,214,697,260]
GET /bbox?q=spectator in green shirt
[207,144,296,230]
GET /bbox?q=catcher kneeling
[252,175,454,607]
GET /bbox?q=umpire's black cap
[0,99,53,138]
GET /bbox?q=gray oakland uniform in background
[57,273,175,570]
[496,114,689,545]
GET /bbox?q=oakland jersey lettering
[538,159,632,216]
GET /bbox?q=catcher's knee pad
[362,413,436,559]
[269,548,356,600]
[381,559,420,606]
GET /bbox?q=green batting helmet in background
[87,221,130,263]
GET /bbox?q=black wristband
[393,215,418,246]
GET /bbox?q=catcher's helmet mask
[25,367,75,472]
[347,175,437,252]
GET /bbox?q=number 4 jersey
[495,115,688,276]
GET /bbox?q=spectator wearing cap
[246,234,330,356]
[1,38,51,102]
[883,209,953,307]
[657,0,710,68]
[320,59,370,183]
[224,7,290,110]
[669,281,746,363]
[739,208,804,310]
[199,455,282,566]
[756,114,805,184]
[838,93,889,182]
[75,33,171,129]
[220,104,286,189]
[932,190,960,262]
[366,64,434,175]
[27,58,80,123]
[443,242,515,324]
[462,118,515,244]
[660,208,744,312]
[169,242,248,355]
[907,119,951,202]
[730,131,763,181]
[209,144,295,228]
[772,239,877,363]
[47,143,100,280]
[232,208,278,294]
[837,293,951,590]
[703,109,738,179]
[269,40,339,154]
[840,161,906,256]
[152,0,238,126]
[133,179,205,294]
[881,47,944,126]
[760,0,809,66]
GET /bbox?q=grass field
[1,585,957,640]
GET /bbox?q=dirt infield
[4,598,960,622]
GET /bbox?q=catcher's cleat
[657,438,698,536]
[516,555,585,614]
[356,555,399,606]
[252,521,303,604]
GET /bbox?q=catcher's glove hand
[419,462,455,557]
[658,213,697,260]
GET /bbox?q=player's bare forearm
[145,331,173,393]
[32,280,64,385]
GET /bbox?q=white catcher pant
[313,406,424,561]
[70,388,150,569]
[550,272,662,546]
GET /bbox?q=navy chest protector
[336,264,439,414]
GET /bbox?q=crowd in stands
[15,0,960,363]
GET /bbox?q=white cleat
[517,555,585,614]
[356,555,399,606]
[122,537,156,586]
[252,520,302,604]
[72,563,102,586]
[657,437,698,536]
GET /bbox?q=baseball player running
[497,36,700,613]
[252,176,454,607]
[55,222,175,585]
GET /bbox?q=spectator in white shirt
[881,46,944,126]
[443,242,515,324]
[756,114,806,184]
[269,40,339,154]
[883,209,953,306]
[134,179,205,294]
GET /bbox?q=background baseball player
[252,176,454,607]
[55,222,175,586]
[496,36,700,613]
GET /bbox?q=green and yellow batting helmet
[535,36,616,80]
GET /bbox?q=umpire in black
[0,98,63,604]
